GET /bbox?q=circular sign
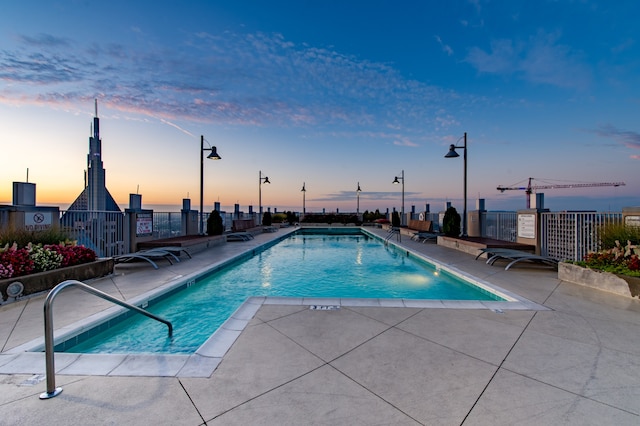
[33,213,45,223]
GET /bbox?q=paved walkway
[1,227,639,425]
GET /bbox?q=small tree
[206,210,224,235]
[262,211,272,226]
[442,206,461,237]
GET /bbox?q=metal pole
[199,135,204,235]
[462,132,467,236]
[258,171,262,225]
[401,170,405,227]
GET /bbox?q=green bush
[0,227,73,248]
[442,207,461,237]
[262,211,272,226]
[206,210,224,235]
[597,223,640,249]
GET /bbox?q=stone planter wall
[558,262,639,299]
[0,258,114,301]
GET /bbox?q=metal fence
[540,211,623,261]
[60,210,125,257]
[152,212,183,239]
[483,211,518,242]
[57,209,623,262]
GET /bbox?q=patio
[1,227,638,425]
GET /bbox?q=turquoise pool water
[64,230,504,354]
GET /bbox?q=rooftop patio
[1,227,638,425]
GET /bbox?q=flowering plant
[578,240,640,277]
[0,242,97,279]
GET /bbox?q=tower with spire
[68,99,121,212]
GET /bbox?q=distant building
[63,100,124,257]
[68,99,120,212]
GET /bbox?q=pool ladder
[384,227,401,244]
[39,280,173,400]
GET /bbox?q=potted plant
[559,223,640,299]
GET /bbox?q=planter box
[558,262,639,299]
[0,258,114,301]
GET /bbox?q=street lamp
[258,171,270,225]
[392,170,404,226]
[444,132,467,236]
[200,135,221,235]
[301,182,306,220]
[356,182,362,216]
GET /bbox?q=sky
[1,0,638,214]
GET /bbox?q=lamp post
[258,171,270,225]
[444,132,467,236]
[392,170,404,226]
[301,182,306,221]
[199,135,222,235]
[356,182,362,216]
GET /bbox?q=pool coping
[0,228,549,378]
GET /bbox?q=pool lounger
[481,248,558,271]
[411,232,439,243]
[113,249,180,269]
[226,232,254,242]
[142,246,192,259]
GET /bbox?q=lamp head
[392,177,400,184]
[444,144,460,158]
[263,176,270,184]
[357,183,361,192]
[301,183,306,192]
[207,146,222,160]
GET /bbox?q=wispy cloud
[465,30,591,90]
[0,29,456,135]
[593,124,640,159]
[434,35,453,56]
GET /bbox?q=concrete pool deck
[1,226,639,424]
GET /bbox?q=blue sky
[1,0,638,213]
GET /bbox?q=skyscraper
[68,100,120,212]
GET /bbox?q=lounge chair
[113,249,179,269]
[483,248,558,270]
[411,231,439,243]
[226,232,254,242]
[141,246,192,259]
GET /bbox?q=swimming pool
[57,228,510,355]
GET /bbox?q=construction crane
[497,177,626,208]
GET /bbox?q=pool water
[65,231,503,354]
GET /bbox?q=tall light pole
[258,171,270,225]
[301,182,306,221]
[356,182,362,217]
[444,132,467,236]
[392,170,404,226]
[200,135,221,235]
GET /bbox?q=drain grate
[309,305,340,311]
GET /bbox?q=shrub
[597,223,640,250]
[0,227,73,248]
[206,210,224,235]
[262,211,272,226]
[577,240,640,277]
[442,207,461,237]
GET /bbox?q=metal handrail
[384,227,401,243]
[40,280,173,399]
